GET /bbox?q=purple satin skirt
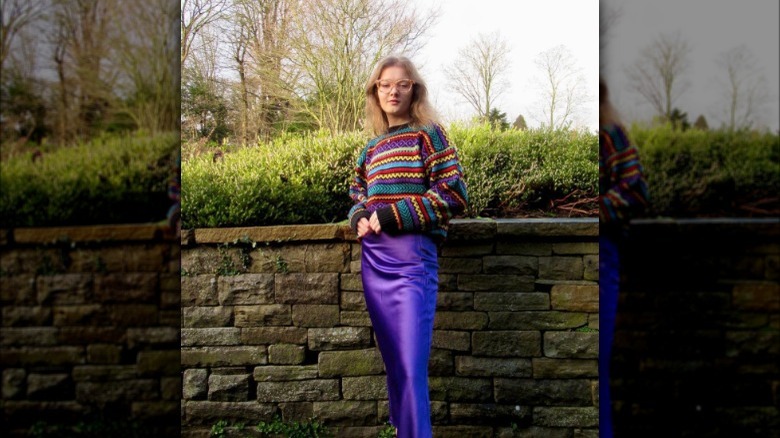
[361,231,438,438]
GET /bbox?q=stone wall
[180,219,600,437]
[612,219,780,437]
[4,218,773,437]
[0,225,180,437]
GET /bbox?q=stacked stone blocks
[181,219,600,437]
[612,219,780,437]
[0,225,180,436]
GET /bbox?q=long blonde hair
[365,55,440,136]
[599,75,622,127]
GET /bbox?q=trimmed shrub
[182,130,363,229]
[630,124,780,217]
[452,123,598,217]
[7,123,772,229]
[0,132,179,227]
[181,125,599,228]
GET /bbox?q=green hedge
[181,124,599,228]
[631,124,780,217]
[182,130,363,229]
[0,132,179,227]
[4,124,772,229]
[452,123,598,217]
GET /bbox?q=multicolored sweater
[599,123,649,229]
[167,151,181,228]
[348,123,468,241]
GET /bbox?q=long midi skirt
[360,231,439,438]
[599,234,620,438]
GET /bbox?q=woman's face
[376,65,413,125]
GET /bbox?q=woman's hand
[357,212,382,238]
[357,217,372,238]
[369,211,382,234]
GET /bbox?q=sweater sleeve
[599,124,649,224]
[375,124,469,233]
[348,148,371,232]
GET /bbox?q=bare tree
[598,0,622,69]
[181,0,228,65]
[0,0,45,72]
[50,17,70,144]
[228,16,251,143]
[181,0,437,136]
[446,32,510,121]
[626,32,691,122]
[4,0,184,145]
[288,0,437,132]
[531,44,588,130]
[112,0,180,133]
[1,0,46,147]
[230,0,296,141]
[713,45,772,131]
[0,30,47,150]
[49,0,120,140]
[181,22,227,141]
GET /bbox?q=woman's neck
[388,117,411,128]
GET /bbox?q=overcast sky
[406,0,600,131]
[601,0,780,132]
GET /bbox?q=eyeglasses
[375,79,415,94]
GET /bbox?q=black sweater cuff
[350,210,371,233]
[375,206,399,233]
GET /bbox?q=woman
[167,150,181,238]
[599,76,649,438]
[348,55,468,437]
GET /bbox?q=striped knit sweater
[599,123,649,229]
[348,123,468,241]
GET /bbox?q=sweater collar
[387,122,411,133]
